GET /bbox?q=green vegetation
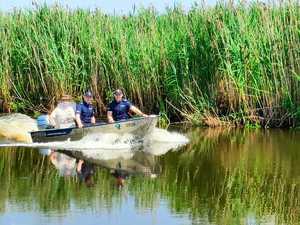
[0,2,299,127]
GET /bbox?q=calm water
[0,128,299,225]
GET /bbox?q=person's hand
[142,114,148,117]
[108,118,115,123]
[78,123,83,128]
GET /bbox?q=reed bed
[0,2,299,126]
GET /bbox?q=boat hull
[30,116,158,143]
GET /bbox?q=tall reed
[0,2,299,126]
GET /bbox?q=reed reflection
[0,128,298,225]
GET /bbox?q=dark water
[0,128,299,225]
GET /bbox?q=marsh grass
[0,2,299,126]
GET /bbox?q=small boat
[30,115,158,143]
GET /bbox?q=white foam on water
[0,124,189,157]
[144,128,189,143]
[143,128,189,155]
[80,149,135,160]
[0,113,38,143]
[0,132,137,150]
[61,132,136,150]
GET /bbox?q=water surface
[0,127,299,225]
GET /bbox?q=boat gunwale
[30,115,159,135]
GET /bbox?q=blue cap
[84,90,93,97]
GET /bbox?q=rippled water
[0,121,299,225]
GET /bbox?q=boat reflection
[38,136,187,187]
[39,148,76,176]
[76,158,95,187]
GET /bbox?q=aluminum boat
[30,115,158,143]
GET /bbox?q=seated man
[107,89,148,123]
[75,91,96,128]
[37,95,75,130]
[50,94,76,128]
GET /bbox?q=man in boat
[50,94,76,128]
[107,89,148,123]
[75,90,96,128]
[37,94,76,129]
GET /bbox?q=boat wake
[0,128,189,153]
[0,113,38,142]
[0,113,189,156]
[0,133,135,150]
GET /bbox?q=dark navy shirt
[76,102,95,124]
[107,99,132,121]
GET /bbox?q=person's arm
[75,104,84,128]
[77,159,84,173]
[49,109,57,127]
[49,151,57,163]
[75,114,84,128]
[107,111,115,123]
[107,103,115,123]
[48,115,56,128]
[129,105,148,117]
[91,108,96,124]
[91,116,96,124]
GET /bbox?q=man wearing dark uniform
[107,89,148,123]
[75,91,96,128]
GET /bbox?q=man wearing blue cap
[75,91,96,128]
[107,89,148,123]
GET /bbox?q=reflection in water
[59,149,160,178]
[76,159,95,187]
[39,149,77,176]
[50,151,76,176]
[0,128,299,225]
[46,133,184,187]
[111,162,129,188]
[32,128,187,189]
[159,128,300,225]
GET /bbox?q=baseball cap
[113,89,123,96]
[84,90,93,97]
[60,94,73,101]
